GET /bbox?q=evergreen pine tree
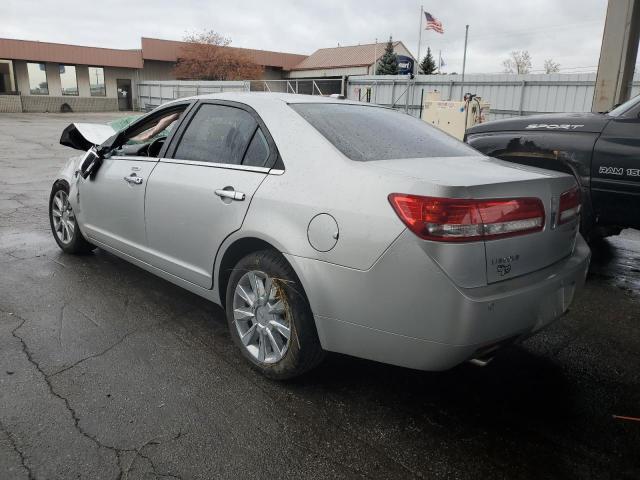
[376,37,399,75]
[419,47,437,75]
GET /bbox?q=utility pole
[373,38,377,75]
[592,0,640,112]
[460,24,469,100]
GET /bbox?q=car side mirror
[79,147,103,179]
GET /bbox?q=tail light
[558,186,581,225]
[388,194,545,242]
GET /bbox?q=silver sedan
[50,93,591,379]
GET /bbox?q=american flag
[425,12,444,34]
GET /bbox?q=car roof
[165,91,370,108]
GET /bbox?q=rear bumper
[285,231,591,371]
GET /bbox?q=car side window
[110,107,187,158]
[242,128,270,167]
[173,104,257,165]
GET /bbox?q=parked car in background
[465,94,640,240]
[50,93,590,379]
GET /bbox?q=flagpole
[415,5,423,75]
[438,50,442,74]
[460,24,469,100]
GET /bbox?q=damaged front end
[60,115,140,151]
[59,116,140,179]
[59,123,117,151]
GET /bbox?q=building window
[27,62,49,95]
[59,65,78,96]
[88,67,105,96]
[0,60,16,94]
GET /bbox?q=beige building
[0,37,413,113]
[0,37,307,112]
[288,41,414,78]
[0,38,143,112]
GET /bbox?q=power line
[472,65,599,74]
[417,19,607,74]
[468,20,603,42]
[422,20,604,49]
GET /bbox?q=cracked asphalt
[1,113,639,480]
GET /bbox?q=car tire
[225,249,324,380]
[49,181,95,254]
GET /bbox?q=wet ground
[0,112,639,480]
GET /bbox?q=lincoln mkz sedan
[50,93,591,379]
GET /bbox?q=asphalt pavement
[0,112,639,479]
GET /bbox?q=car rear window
[290,103,477,162]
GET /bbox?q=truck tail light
[388,194,545,242]
[558,186,581,225]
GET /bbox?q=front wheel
[225,250,324,380]
[49,182,95,254]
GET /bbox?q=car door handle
[215,189,245,201]
[123,175,143,185]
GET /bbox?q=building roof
[0,37,412,73]
[0,38,143,68]
[291,41,409,71]
[141,38,308,71]
[0,37,308,71]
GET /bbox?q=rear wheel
[49,182,95,254]
[225,250,324,380]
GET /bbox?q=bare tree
[173,30,264,81]
[544,58,561,74]
[502,50,532,74]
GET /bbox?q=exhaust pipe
[468,356,494,367]
[468,335,519,367]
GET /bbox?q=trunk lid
[370,155,580,285]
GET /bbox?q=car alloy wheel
[232,270,291,364]
[51,190,76,245]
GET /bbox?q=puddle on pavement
[589,229,640,297]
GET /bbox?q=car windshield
[108,115,140,132]
[290,103,478,162]
[607,94,640,117]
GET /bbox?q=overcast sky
[5,0,612,74]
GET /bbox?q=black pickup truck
[465,94,640,240]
